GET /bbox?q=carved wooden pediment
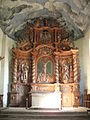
[12,40,32,58]
[31,45,54,58]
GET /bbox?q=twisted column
[32,57,36,83]
[65,64,69,81]
[55,56,59,83]
[73,56,78,82]
[13,58,17,83]
[72,50,79,83]
[69,58,73,82]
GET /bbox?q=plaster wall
[0,29,5,95]
[0,29,15,107]
[75,27,90,95]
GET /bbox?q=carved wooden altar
[9,19,80,108]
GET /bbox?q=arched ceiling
[0,0,90,41]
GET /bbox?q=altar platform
[0,107,90,120]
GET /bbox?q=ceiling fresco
[0,0,90,41]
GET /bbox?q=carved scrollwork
[31,84,55,92]
[37,46,54,58]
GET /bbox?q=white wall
[0,29,15,107]
[75,27,90,96]
[0,29,3,93]
[82,28,90,94]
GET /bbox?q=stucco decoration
[0,0,90,41]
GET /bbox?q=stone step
[0,117,89,120]
[0,107,89,120]
[0,115,89,120]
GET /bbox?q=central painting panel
[37,57,54,83]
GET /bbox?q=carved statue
[34,19,40,27]
[23,63,29,83]
[62,63,69,83]
[61,38,70,50]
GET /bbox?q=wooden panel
[61,85,74,107]
[9,83,29,107]
[31,84,55,92]
[62,93,74,107]
[83,89,90,108]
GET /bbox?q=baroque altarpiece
[9,19,80,108]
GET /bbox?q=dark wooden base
[0,95,3,107]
